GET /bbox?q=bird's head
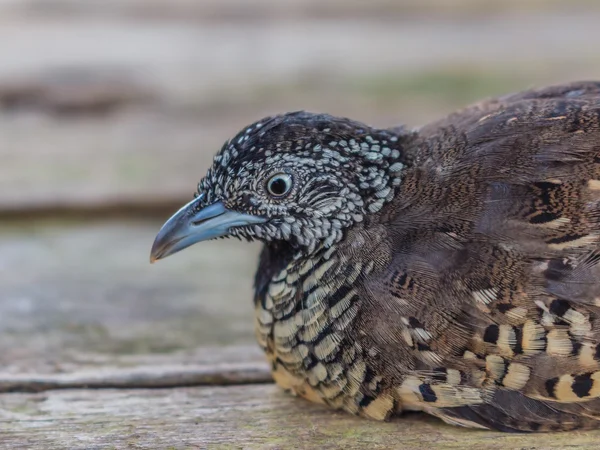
[150,111,408,262]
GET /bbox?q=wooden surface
[6,224,600,448]
[3,2,600,214]
[4,2,600,448]
[3,385,600,449]
[0,221,260,365]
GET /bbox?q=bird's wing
[363,82,600,431]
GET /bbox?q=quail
[150,81,600,432]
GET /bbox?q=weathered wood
[0,345,270,393]
[0,221,262,376]
[3,0,597,21]
[1,384,599,449]
[2,9,600,213]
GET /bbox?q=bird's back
[357,81,600,431]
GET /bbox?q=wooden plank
[0,346,270,393]
[0,220,263,376]
[1,384,599,449]
[2,11,600,212]
[3,0,598,21]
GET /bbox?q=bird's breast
[253,246,398,417]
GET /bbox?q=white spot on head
[389,162,404,172]
[364,152,381,161]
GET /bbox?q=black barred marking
[541,334,548,352]
[276,291,305,321]
[432,367,447,382]
[549,299,570,317]
[555,319,570,327]
[359,394,376,408]
[311,325,342,363]
[572,373,593,398]
[395,272,408,286]
[303,354,319,371]
[537,305,546,321]
[532,180,557,191]
[363,366,377,384]
[490,357,507,385]
[595,343,600,361]
[306,322,334,346]
[483,324,500,344]
[260,292,272,311]
[392,271,415,290]
[370,379,383,394]
[408,317,423,328]
[546,377,559,398]
[513,326,523,354]
[327,283,357,309]
[547,233,587,245]
[532,181,557,206]
[544,259,571,281]
[530,211,561,224]
[496,303,513,314]
[417,343,431,352]
[571,340,583,357]
[419,383,437,402]
[303,279,323,297]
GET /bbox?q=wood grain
[1,384,599,449]
[0,345,270,393]
[0,221,261,376]
[3,8,600,213]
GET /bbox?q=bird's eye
[266,173,293,197]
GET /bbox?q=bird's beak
[149,195,266,263]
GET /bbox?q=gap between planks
[0,346,272,394]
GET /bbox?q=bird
[150,81,600,432]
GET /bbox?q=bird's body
[151,81,600,432]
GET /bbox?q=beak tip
[149,242,164,263]
[149,236,166,263]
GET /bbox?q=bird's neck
[253,226,385,357]
[349,126,417,217]
[254,241,354,314]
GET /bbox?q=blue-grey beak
[150,195,266,262]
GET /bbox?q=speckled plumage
[163,82,600,432]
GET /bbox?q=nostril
[192,211,225,226]
[240,193,257,206]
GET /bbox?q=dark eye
[266,173,293,197]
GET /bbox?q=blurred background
[2,0,600,372]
